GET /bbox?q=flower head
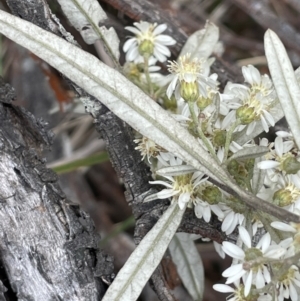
[258,136,300,181]
[123,21,176,63]
[194,184,224,222]
[147,157,208,209]
[213,282,271,301]
[222,227,286,296]
[271,221,300,255]
[272,175,300,211]
[167,53,218,101]
[134,136,166,163]
[276,265,300,301]
[222,65,276,135]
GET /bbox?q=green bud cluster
[281,156,300,174]
[200,186,222,204]
[236,105,256,125]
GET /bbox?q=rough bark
[0,77,113,300]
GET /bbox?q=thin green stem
[143,56,154,96]
[224,119,241,161]
[188,101,219,162]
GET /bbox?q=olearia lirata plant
[1,3,300,300]
[126,20,300,301]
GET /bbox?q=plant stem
[143,56,154,96]
[224,119,241,161]
[188,101,220,162]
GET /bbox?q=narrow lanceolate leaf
[156,165,197,177]
[228,146,269,162]
[169,234,204,301]
[0,10,231,188]
[179,21,219,59]
[102,202,186,301]
[57,0,120,60]
[264,29,300,149]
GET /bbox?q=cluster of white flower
[123,20,300,300]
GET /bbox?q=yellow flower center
[137,24,157,43]
[134,137,165,160]
[273,183,300,207]
[278,267,298,288]
[168,54,204,83]
[173,174,194,197]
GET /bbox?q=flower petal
[244,270,253,297]
[222,263,244,277]
[222,242,245,260]
[271,221,296,232]
[238,226,251,248]
[213,284,235,293]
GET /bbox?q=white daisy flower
[193,182,224,222]
[271,174,300,212]
[242,65,274,98]
[147,158,208,209]
[222,226,286,296]
[213,282,272,301]
[271,221,300,255]
[134,136,166,163]
[167,53,218,101]
[222,65,276,135]
[257,136,299,181]
[276,265,300,301]
[123,21,176,63]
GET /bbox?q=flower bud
[196,95,212,110]
[201,186,222,204]
[180,81,199,102]
[138,40,154,57]
[282,157,300,174]
[236,105,256,125]
[212,129,226,147]
[273,188,293,207]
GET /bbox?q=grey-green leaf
[169,234,204,301]
[179,21,219,59]
[156,165,198,177]
[57,0,120,60]
[264,29,300,149]
[228,146,269,162]
[102,202,186,301]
